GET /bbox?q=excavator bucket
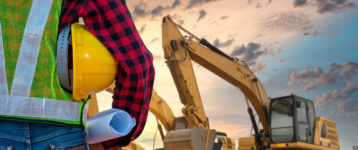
[164,128,217,150]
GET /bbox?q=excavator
[149,91,236,150]
[103,85,235,150]
[158,15,339,150]
[88,15,340,150]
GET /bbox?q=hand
[89,143,106,150]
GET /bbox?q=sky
[96,0,358,149]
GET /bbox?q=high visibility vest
[0,0,88,126]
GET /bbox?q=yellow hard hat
[71,23,117,101]
[57,23,117,101]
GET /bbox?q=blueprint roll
[85,108,136,144]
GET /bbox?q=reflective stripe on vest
[0,0,88,125]
[0,96,81,121]
[11,0,53,96]
[0,21,7,96]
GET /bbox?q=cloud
[229,42,279,72]
[131,2,174,18]
[337,100,358,119]
[316,89,339,108]
[262,12,311,32]
[289,67,323,83]
[209,120,250,139]
[133,4,147,17]
[293,0,307,7]
[316,81,358,119]
[149,37,160,44]
[220,16,228,20]
[312,29,339,37]
[213,38,235,47]
[289,61,358,91]
[303,32,310,36]
[256,2,262,8]
[276,89,297,96]
[293,0,357,13]
[187,0,216,8]
[316,62,342,84]
[172,14,185,25]
[316,80,358,108]
[177,19,185,25]
[277,48,282,54]
[230,42,264,65]
[279,59,285,63]
[172,0,181,8]
[316,0,357,14]
[341,61,358,80]
[151,5,165,17]
[153,54,163,61]
[197,9,207,21]
[250,61,267,73]
[303,81,318,91]
[340,81,358,97]
[139,25,146,33]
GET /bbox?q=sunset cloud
[292,0,357,13]
[262,12,312,32]
[230,42,263,64]
[337,100,358,119]
[172,0,181,9]
[213,38,235,48]
[197,9,207,21]
[187,0,217,8]
[315,81,358,120]
[151,5,166,17]
[250,61,267,73]
[289,61,358,91]
[316,0,357,14]
[139,25,146,33]
[133,4,147,17]
[316,81,358,108]
[293,0,307,7]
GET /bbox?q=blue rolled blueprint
[85,108,136,144]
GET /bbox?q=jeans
[0,120,88,150]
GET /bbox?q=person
[0,0,154,149]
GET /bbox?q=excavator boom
[162,15,270,133]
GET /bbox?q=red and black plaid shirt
[59,0,155,149]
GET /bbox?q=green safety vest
[0,0,88,126]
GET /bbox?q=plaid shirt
[59,0,155,149]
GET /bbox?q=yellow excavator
[89,15,339,150]
[158,15,339,150]
[149,91,236,150]
[103,85,235,150]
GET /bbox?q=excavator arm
[162,16,270,133]
[149,91,176,132]
[106,84,175,132]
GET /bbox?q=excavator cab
[269,95,339,150]
[270,95,316,144]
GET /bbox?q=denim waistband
[0,119,84,143]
